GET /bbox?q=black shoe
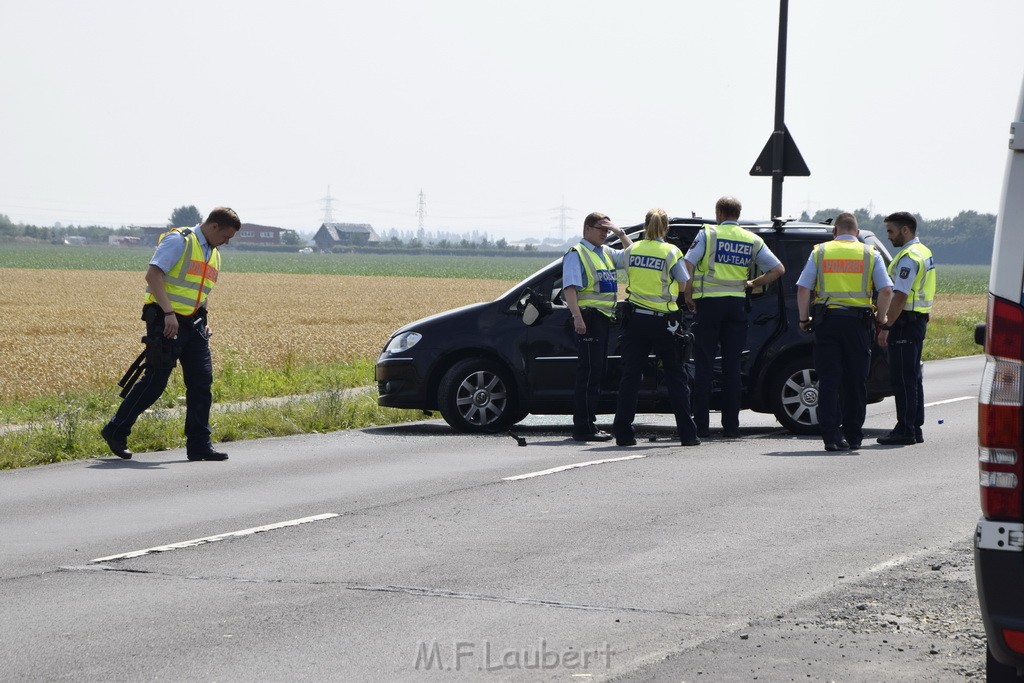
[572,431,613,442]
[824,440,849,452]
[100,424,132,459]
[680,437,702,447]
[876,432,916,446]
[848,441,862,450]
[615,437,637,447]
[722,429,741,439]
[187,448,229,461]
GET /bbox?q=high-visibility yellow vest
[568,243,617,317]
[144,227,221,315]
[625,240,683,312]
[887,242,935,313]
[813,239,874,309]
[692,223,761,299]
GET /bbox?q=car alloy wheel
[769,357,820,435]
[438,358,517,433]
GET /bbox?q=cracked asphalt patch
[624,536,986,682]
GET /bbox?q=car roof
[620,217,841,239]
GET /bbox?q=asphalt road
[1,355,984,681]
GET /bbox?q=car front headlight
[384,331,422,355]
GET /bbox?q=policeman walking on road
[562,212,633,442]
[613,208,700,448]
[876,211,936,446]
[100,207,241,461]
[684,196,784,438]
[797,212,893,452]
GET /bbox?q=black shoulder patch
[899,266,911,279]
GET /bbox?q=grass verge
[0,390,423,470]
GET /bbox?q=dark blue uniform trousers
[888,313,927,439]
[813,311,872,446]
[572,307,611,437]
[613,310,697,443]
[107,306,214,450]
[692,297,747,433]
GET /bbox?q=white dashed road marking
[924,396,975,407]
[90,513,339,563]
[503,454,647,481]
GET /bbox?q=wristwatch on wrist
[164,311,175,316]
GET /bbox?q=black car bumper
[376,357,432,409]
[975,520,1024,671]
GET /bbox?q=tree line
[0,207,999,264]
[803,208,995,264]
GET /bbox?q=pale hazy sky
[2,1,1022,240]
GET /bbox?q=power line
[551,195,573,243]
[320,186,336,224]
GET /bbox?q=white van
[975,73,1024,680]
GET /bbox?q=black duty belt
[632,306,669,317]
[898,311,930,322]
[824,307,871,318]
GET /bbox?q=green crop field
[0,243,560,281]
[935,264,990,294]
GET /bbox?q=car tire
[437,358,518,434]
[988,643,1024,682]
[768,356,821,435]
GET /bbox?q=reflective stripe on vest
[569,243,617,316]
[625,240,682,312]
[693,224,760,298]
[813,240,873,308]
[887,242,936,313]
[144,227,221,315]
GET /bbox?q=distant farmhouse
[237,223,287,245]
[133,223,289,247]
[313,222,380,250]
[134,225,168,247]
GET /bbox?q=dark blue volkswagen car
[376,217,894,434]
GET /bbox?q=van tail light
[1004,628,1024,655]
[979,294,1024,521]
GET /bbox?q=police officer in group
[562,212,633,441]
[796,212,893,452]
[613,208,700,448]
[684,196,785,438]
[100,207,241,461]
[876,211,936,446]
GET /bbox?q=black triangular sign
[749,125,810,177]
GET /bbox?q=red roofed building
[237,223,287,245]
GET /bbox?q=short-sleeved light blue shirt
[149,226,212,274]
[795,235,893,291]
[683,222,782,272]
[889,237,922,295]
[562,240,627,290]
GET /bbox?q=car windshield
[497,257,562,300]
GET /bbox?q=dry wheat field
[0,267,984,402]
[0,268,513,401]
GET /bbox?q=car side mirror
[517,287,552,326]
[975,322,986,346]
